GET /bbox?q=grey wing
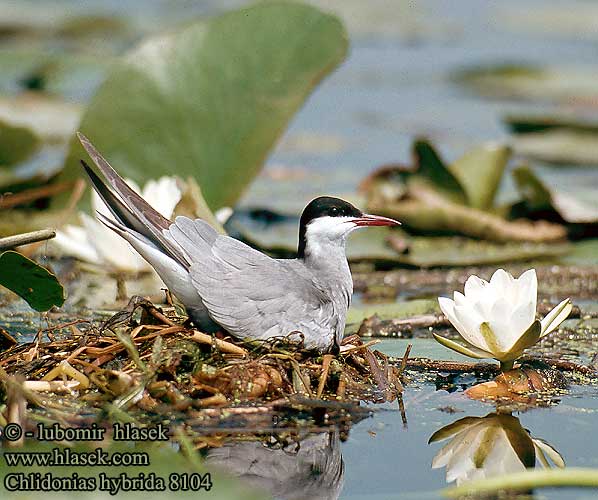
[164,217,335,348]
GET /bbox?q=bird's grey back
[164,216,351,351]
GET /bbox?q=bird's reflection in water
[206,431,344,500]
[429,412,565,486]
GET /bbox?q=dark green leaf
[0,250,64,311]
[505,113,598,135]
[0,119,40,166]
[512,165,553,211]
[513,165,598,223]
[412,139,466,203]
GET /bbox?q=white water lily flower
[434,269,572,370]
[54,177,181,273]
[430,413,564,486]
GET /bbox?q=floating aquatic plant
[434,269,572,371]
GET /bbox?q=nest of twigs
[0,297,404,437]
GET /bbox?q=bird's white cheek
[306,217,357,241]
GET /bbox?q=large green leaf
[449,144,510,210]
[59,2,348,210]
[0,251,64,311]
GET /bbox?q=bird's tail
[77,132,190,268]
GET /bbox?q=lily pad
[366,182,567,243]
[454,63,598,103]
[560,239,598,266]
[362,138,567,243]
[0,48,110,100]
[512,130,598,166]
[397,236,571,268]
[0,250,64,311]
[346,299,439,326]
[505,113,598,135]
[412,139,465,204]
[0,94,81,142]
[59,2,348,210]
[449,143,510,210]
[512,166,598,223]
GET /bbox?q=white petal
[453,305,490,352]
[509,300,536,346]
[53,224,100,263]
[81,214,148,273]
[481,428,527,476]
[432,439,459,469]
[472,299,492,323]
[439,296,456,317]
[533,439,565,468]
[476,282,499,319]
[453,291,468,308]
[488,269,514,299]
[91,190,111,218]
[488,298,517,352]
[215,206,233,225]
[464,275,487,299]
[540,298,573,337]
[142,177,181,218]
[515,269,537,311]
[445,425,488,483]
[439,297,470,341]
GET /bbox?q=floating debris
[0,296,403,445]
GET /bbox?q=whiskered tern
[78,133,400,353]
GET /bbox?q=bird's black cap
[297,197,362,258]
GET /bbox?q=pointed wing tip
[76,131,89,146]
[76,131,99,158]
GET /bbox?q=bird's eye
[330,207,339,216]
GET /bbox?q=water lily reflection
[205,431,343,500]
[429,413,564,486]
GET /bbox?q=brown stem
[0,182,74,209]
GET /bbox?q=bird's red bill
[353,214,401,227]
